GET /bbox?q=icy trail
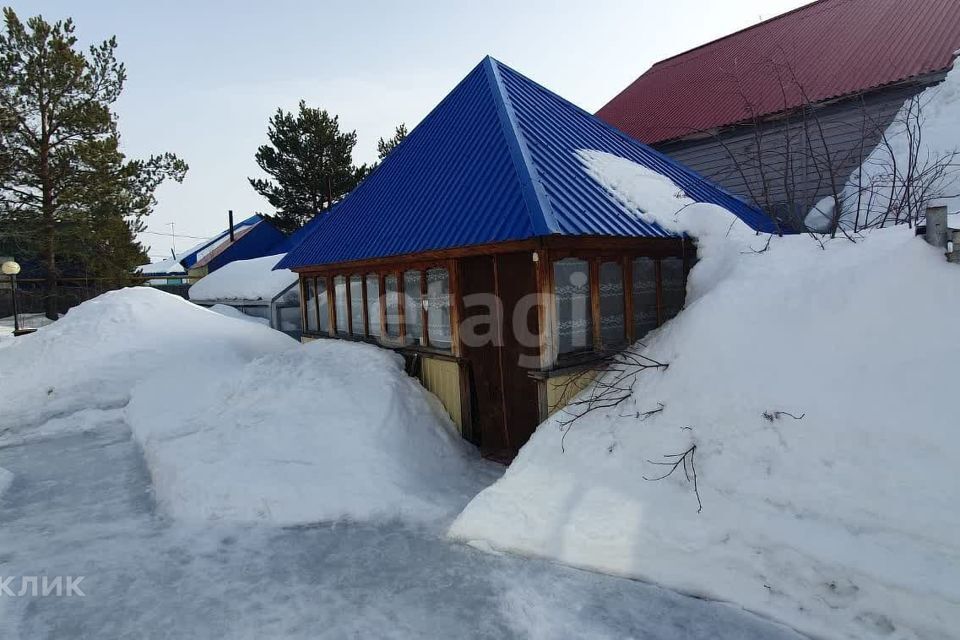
[0,419,803,639]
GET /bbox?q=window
[303,278,318,332]
[365,274,381,337]
[403,270,422,345]
[599,261,625,348]
[278,305,301,333]
[349,275,364,336]
[660,257,685,323]
[426,268,451,351]
[384,274,401,338]
[554,258,592,354]
[334,275,348,334]
[316,277,329,334]
[632,257,658,339]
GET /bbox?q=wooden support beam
[448,259,463,358]
[325,276,336,336]
[623,256,634,344]
[589,258,601,352]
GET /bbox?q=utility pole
[168,222,177,255]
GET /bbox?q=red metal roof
[597,0,960,144]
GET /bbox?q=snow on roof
[137,257,186,276]
[188,254,297,302]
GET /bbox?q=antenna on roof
[228,210,235,242]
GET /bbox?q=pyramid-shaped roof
[279,57,775,270]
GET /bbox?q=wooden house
[277,57,775,461]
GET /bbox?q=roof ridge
[651,0,834,69]
[482,56,558,236]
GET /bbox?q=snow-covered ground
[452,151,960,640]
[0,287,801,638]
[0,419,802,639]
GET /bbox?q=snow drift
[126,339,495,526]
[451,151,960,640]
[0,287,493,527]
[0,287,293,434]
[806,61,960,232]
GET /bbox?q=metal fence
[0,278,189,329]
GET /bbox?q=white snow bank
[0,287,495,527]
[0,288,295,433]
[126,339,496,526]
[188,254,297,302]
[209,303,270,326]
[452,152,960,640]
[806,62,960,232]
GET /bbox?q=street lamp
[2,260,22,334]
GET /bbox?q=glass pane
[350,275,364,336]
[599,261,625,348]
[632,257,658,339]
[403,270,422,345]
[660,257,686,323]
[304,278,318,332]
[365,274,381,337]
[316,277,329,333]
[334,275,348,334]
[426,268,451,351]
[554,258,592,354]
[385,274,400,338]
[278,305,300,332]
[242,305,270,320]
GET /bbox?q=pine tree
[250,101,367,233]
[0,9,187,319]
[376,123,408,160]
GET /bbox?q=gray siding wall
[655,81,939,230]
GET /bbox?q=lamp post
[2,260,22,334]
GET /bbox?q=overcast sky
[13,0,808,261]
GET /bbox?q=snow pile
[209,303,271,326]
[451,151,960,640]
[188,254,297,302]
[0,288,294,434]
[806,62,960,232]
[126,339,494,526]
[1,286,493,526]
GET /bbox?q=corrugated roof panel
[597,0,960,144]
[279,62,534,269]
[493,62,778,235]
[279,57,777,270]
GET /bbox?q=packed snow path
[0,420,803,639]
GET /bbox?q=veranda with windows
[297,236,695,460]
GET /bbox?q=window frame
[299,261,456,356]
[548,248,692,364]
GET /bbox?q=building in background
[278,57,774,461]
[176,213,286,283]
[596,0,960,231]
[188,254,301,338]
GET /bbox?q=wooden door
[458,253,541,461]
[459,255,509,457]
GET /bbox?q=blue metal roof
[179,214,263,269]
[278,57,776,270]
[179,214,287,273]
